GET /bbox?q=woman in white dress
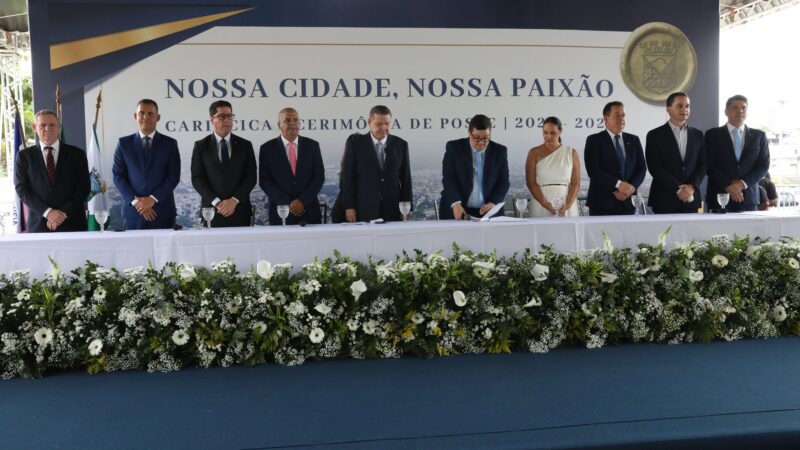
[525,117,581,217]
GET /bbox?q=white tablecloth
[2,211,799,277]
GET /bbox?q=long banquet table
[2,210,800,277]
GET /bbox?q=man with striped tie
[14,110,90,232]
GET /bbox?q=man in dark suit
[341,105,412,222]
[705,95,770,212]
[645,92,706,214]
[14,110,90,232]
[584,101,646,215]
[191,101,256,227]
[112,99,181,230]
[259,107,325,225]
[439,114,509,220]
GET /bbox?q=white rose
[453,290,467,307]
[256,260,274,280]
[689,270,704,282]
[531,264,549,281]
[711,255,729,268]
[179,264,196,281]
[314,303,332,315]
[600,272,618,283]
[350,280,367,301]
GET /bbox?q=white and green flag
[87,122,108,231]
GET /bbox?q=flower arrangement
[1,232,799,379]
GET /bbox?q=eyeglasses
[213,114,236,121]
[470,134,491,143]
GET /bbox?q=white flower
[273,263,293,271]
[531,264,549,281]
[472,261,494,277]
[171,329,190,346]
[9,269,30,279]
[453,290,467,307]
[274,292,287,305]
[649,258,661,271]
[789,258,800,270]
[93,287,107,301]
[688,270,704,282]
[350,280,367,301]
[178,264,196,281]
[638,268,650,275]
[723,306,737,314]
[746,245,760,258]
[314,303,332,315]
[88,339,103,356]
[362,321,377,335]
[411,312,425,324]
[772,305,788,322]
[427,320,439,330]
[256,260,274,280]
[600,272,618,283]
[226,297,242,313]
[309,327,325,344]
[711,255,729,268]
[483,328,493,339]
[346,318,359,331]
[252,321,267,334]
[16,289,31,301]
[458,254,473,263]
[427,252,448,267]
[286,300,306,316]
[33,327,54,347]
[523,296,542,307]
[124,266,146,277]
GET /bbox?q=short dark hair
[468,114,492,132]
[137,98,159,112]
[543,116,562,130]
[209,100,232,117]
[725,95,748,109]
[666,92,688,107]
[369,105,392,118]
[602,101,624,117]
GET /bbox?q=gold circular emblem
[619,22,697,103]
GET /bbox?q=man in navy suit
[645,92,706,214]
[705,95,770,212]
[584,101,646,215]
[112,99,181,230]
[439,114,509,220]
[341,105,412,222]
[259,107,324,225]
[191,100,256,227]
[14,110,90,232]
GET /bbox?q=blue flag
[12,109,27,233]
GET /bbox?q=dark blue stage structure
[3,338,800,449]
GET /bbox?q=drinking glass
[201,207,215,229]
[514,198,528,218]
[632,195,642,216]
[277,205,290,226]
[95,210,109,233]
[717,193,730,213]
[549,196,563,217]
[399,201,412,222]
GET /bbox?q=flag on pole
[87,105,108,231]
[11,106,27,233]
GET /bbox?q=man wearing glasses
[341,105,413,222]
[191,100,257,227]
[113,99,181,229]
[439,114,509,220]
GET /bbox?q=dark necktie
[221,138,230,169]
[375,141,385,170]
[45,146,56,187]
[142,136,152,161]
[614,135,626,178]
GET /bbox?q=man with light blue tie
[112,99,181,229]
[704,95,770,212]
[439,114,509,220]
